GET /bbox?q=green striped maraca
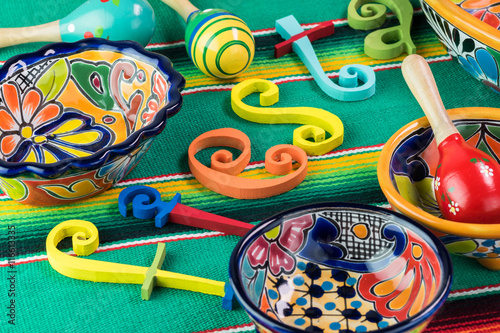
[162,0,255,79]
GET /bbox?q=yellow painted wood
[46,220,226,299]
[231,79,344,155]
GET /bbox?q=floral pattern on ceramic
[451,0,500,29]
[389,118,500,263]
[231,205,452,333]
[0,39,184,206]
[421,0,500,93]
[357,231,442,322]
[440,235,500,259]
[246,214,314,276]
[96,137,154,184]
[0,85,114,163]
[434,144,500,221]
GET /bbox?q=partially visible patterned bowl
[229,203,452,333]
[0,38,185,206]
[378,107,500,271]
[451,0,500,30]
[421,0,500,93]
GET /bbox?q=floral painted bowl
[421,0,500,93]
[229,202,452,333]
[378,107,500,271]
[451,0,500,30]
[0,38,185,206]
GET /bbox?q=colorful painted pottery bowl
[420,0,500,93]
[229,202,452,333]
[0,38,185,206]
[378,107,500,271]
[451,0,500,30]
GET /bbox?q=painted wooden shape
[46,220,235,309]
[118,185,254,236]
[188,128,308,199]
[274,20,335,58]
[348,0,416,59]
[231,79,344,156]
[275,15,376,101]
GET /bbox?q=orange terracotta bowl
[421,0,500,93]
[378,107,500,270]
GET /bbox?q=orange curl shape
[188,128,308,199]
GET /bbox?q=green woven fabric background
[1,0,500,332]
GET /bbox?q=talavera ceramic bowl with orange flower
[0,38,184,206]
[421,0,500,93]
[378,107,500,271]
[229,202,452,333]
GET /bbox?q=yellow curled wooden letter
[231,79,344,156]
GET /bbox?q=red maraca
[402,54,500,224]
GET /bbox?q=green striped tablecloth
[1,0,500,332]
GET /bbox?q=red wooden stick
[274,20,335,58]
[169,203,254,237]
[119,185,255,236]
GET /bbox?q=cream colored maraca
[0,0,155,48]
[161,0,255,79]
[402,54,500,223]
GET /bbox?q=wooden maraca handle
[161,0,199,22]
[401,54,458,145]
[0,21,61,48]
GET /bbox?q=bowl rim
[0,38,185,178]
[378,106,500,238]
[229,202,453,333]
[422,0,500,51]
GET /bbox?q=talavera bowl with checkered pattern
[0,38,184,206]
[229,202,452,333]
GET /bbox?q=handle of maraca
[401,54,459,145]
[0,21,61,49]
[161,0,199,22]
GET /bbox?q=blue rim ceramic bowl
[421,0,500,93]
[0,38,184,205]
[229,202,453,333]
